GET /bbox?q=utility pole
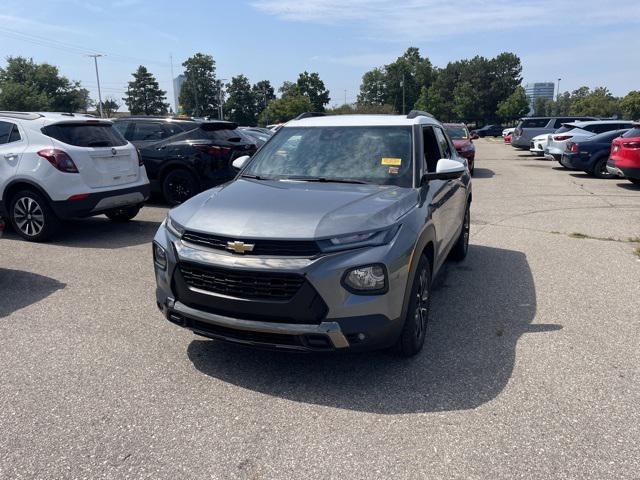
[344,89,347,106]
[87,54,104,117]
[170,54,175,114]
[401,73,406,115]
[218,78,228,120]
[263,90,269,126]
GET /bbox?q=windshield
[244,126,414,187]
[445,126,469,139]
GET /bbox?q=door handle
[4,153,17,159]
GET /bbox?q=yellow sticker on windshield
[381,158,402,166]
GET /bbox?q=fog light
[342,264,388,294]
[153,242,167,270]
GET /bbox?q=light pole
[87,54,104,117]
[218,78,228,120]
[556,78,562,102]
[401,73,406,115]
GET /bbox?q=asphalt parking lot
[1,140,639,479]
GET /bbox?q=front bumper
[51,183,150,219]
[153,223,413,352]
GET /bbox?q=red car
[607,124,640,185]
[444,123,476,175]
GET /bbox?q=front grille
[179,262,305,300]
[182,231,320,257]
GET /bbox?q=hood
[170,178,418,239]
[452,139,473,150]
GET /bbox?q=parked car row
[510,115,640,185]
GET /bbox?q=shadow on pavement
[616,182,640,191]
[187,245,561,414]
[472,168,494,179]
[1,216,161,249]
[0,268,65,318]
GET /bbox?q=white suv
[0,112,150,241]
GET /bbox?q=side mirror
[421,158,466,184]
[232,155,250,170]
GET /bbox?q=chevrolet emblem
[226,241,254,254]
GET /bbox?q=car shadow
[187,245,561,414]
[0,268,66,318]
[472,168,494,178]
[1,216,161,249]
[616,182,640,191]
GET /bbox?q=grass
[565,232,640,258]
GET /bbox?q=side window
[553,119,565,129]
[113,121,130,138]
[130,122,166,142]
[433,127,452,158]
[0,121,14,144]
[163,123,184,138]
[422,127,440,173]
[8,124,21,143]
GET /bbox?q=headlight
[320,225,400,252]
[342,264,388,294]
[153,242,167,270]
[166,215,185,238]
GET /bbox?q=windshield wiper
[241,173,272,180]
[281,176,369,184]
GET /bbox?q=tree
[224,75,257,125]
[619,91,640,120]
[496,86,530,122]
[278,81,299,98]
[122,66,168,115]
[95,97,120,117]
[258,95,313,125]
[534,97,553,116]
[328,103,395,115]
[296,71,330,111]
[0,56,89,112]
[252,80,276,123]
[357,68,388,106]
[179,53,219,117]
[569,87,619,117]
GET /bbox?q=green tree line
[534,87,640,119]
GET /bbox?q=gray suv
[511,116,596,149]
[153,112,472,357]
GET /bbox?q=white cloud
[251,0,640,41]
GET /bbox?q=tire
[629,178,640,185]
[162,169,199,206]
[105,205,141,222]
[396,254,431,358]
[591,156,615,179]
[449,205,470,261]
[9,189,60,242]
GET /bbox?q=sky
[1,0,639,111]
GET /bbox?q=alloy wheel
[414,268,430,339]
[168,177,194,204]
[13,196,45,237]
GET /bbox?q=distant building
[173,74,186,113]
[525,82,555,115]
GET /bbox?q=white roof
[570,119,632,127]
[285,114,441,128]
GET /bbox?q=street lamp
[557,78,562,102]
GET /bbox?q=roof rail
[0,111,44,120]
[294,112,327,120]
[407,110,434,120]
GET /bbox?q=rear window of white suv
[42,122,128,147]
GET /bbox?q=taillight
[37,149,78,173]
[195,145,232,158]
[553,135,572,141]
[136,148,144,166]
[622,141,640,149]
[567,142,579,153]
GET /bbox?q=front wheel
[9,189,60,242]
[162,169,198,206]
[396,255,431,357]
[105,205,141,222]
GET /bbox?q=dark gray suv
[153,112,472,357]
